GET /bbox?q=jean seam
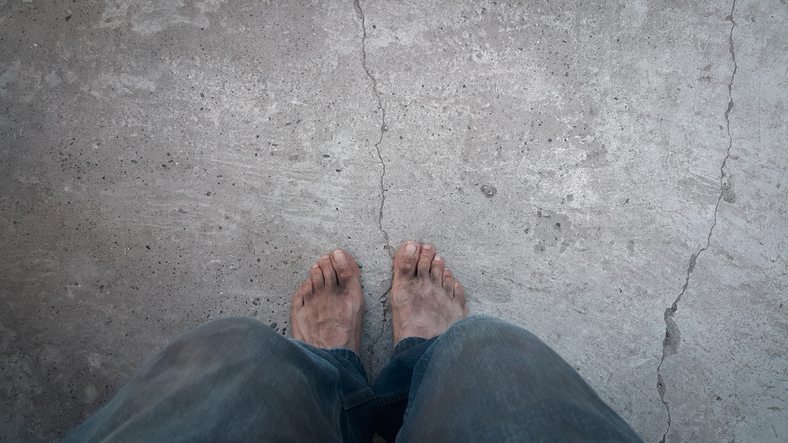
[342,387,375,410]
[321,347,373,411]
[375,389,409,407]
[327,347,363,365]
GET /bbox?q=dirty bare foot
[391,241,467,344]
[291,249,364,354]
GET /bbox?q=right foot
[390,241,467,344]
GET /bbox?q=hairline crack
[354,0,393,364]
[655,1,737,441]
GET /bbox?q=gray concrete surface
[1,0,786,441]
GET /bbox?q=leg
[65,249,373,443]
[373,241,467,441]
[399,316,643,443]
[374,241,642,443]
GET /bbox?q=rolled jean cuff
[326,347,366,378]
[392,336,428,357]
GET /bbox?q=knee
[133,318,305,394]
[447,315,531,339]
[439,315,544,354]
[169,317,284,360]
[198,316,271,334]
[192,317,274,339]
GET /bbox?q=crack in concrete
[354,0,392,362]
[656,2,737,442]
[353,0,391,254]
[371,290,393,361]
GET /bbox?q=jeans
[63,316,643,443]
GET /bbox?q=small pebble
[480,184,497,198]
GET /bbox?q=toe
[454,280,467,309]
[298,278,314,302]
[318,254,337,287]
[394,241,420,278]
[442,269,454,290]
[331,249,360,284]
[417,243,436,278]
[430,254,445,283]
[309,263,324,289]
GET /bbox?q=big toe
[331,249,360,282]
[394,241,420,278]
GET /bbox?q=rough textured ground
[1,1,786,441]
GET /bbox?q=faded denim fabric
[64,316,642,443]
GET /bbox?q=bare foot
[390,241,467,344]
[291,249,364,354]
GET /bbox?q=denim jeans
[63,316,643,443]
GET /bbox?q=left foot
[291,249,364,353]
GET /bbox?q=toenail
[403,242,418,256]
[434,254,442,261]
[332,249,347,264]
[423,244,432,250]
[321,254,330,259]
[312,264,319,269]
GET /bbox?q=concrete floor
[1,0,786,441]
